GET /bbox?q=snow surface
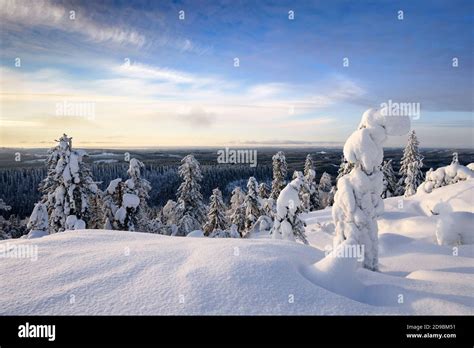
[1,181,473,315]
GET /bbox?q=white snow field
[0,181,473,315]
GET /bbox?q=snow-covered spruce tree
[319,172,332,192]
[243,177,260,238]
[102,178,123,230]
[302,154,321,210]
[270,151,288,201]
[258,182,270,200]
[175,155,207,235]
[381,160,398,198]
[203,188,229,236]
[318,172,333,208]
[399,130,424,197]
[304,154,314,177]
[26,202,49,238]
[293,171,310,213]
[227,187,245,235]
[39,134,99,233]
[102,177,140,231]
[115,190,140,231]
[271,177,308,244]
[88,190,105,229]
[125,158,151,231]
[333,108,410,271]
[161,200,178,226]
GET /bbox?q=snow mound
[418,163,474,194]
[186,230,204,238]
[302,242,363,300]
[25,230,49,239]
[435,212,474,246]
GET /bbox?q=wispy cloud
[0,0,145,46]
[113,62,216,85]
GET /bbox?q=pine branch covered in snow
[336,155,354,185]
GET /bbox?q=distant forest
[0,148,472,219]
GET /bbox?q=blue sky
[0,0,473,147]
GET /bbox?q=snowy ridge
[1,181,473,315]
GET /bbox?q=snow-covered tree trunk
[332,108,410,271]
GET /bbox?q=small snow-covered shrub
[271,177,308,244]
[418,163,474,194]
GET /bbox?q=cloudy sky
[0,0,472,148]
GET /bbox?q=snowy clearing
[0,180,473,315]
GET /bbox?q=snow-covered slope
[0,181,473,315]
